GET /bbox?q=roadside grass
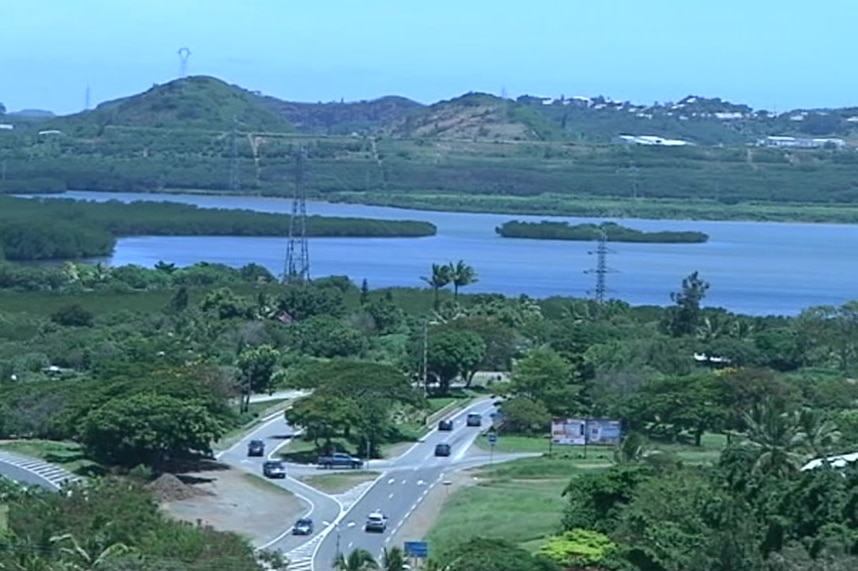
[427,464,572,559]
[240,473,296,496]
[297,471,381,494]
[0,439,103,477]
[474,432,727,466]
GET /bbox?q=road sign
[487,432,498,447]
[404,541,429,559]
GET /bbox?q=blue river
[22,191,858,316]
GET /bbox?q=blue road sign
[487,432,498,446]
[404,541,429,558]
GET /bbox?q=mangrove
[495,220,709,243]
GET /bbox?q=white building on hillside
[757,136,845,149]
[612,134,692,146]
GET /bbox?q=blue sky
[1,0,854,115]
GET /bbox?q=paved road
[312,399,499,571]
[0,450,83,491]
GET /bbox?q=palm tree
[334,548,379,571]
[381,547,407,571]
[50,533,132,570]
[448,260,478,301]
[795,407,841,457]
[740,399,807,478]
[421,263,452,310]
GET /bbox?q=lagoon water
[23,190,858,316]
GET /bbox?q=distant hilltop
[5,76,858,146]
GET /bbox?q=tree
[500,397,550,434]
[51,303,95,327]
[277,283,345,320]
[381,547,407,571]
[289,315,369,358]
[663,271,710,337]
[80,394,225,469]
[740,399,808,478]
[165,285,189,313]
[448,260,478,301]
[509,347,581,415]
[236,344,279,411]
[441,538,558,571]
[426,330,486,394]
[335,549,378,571]
[421,263,452,310]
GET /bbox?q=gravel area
[162,467,305,547]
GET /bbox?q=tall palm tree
[448,260,478,301]
[334,548,379,571]
[381,547,407,571]
[795,407,841,457]
[421,263,453,310]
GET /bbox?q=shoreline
[19,188,858,226]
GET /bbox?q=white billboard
[552,418,622,446]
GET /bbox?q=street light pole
[335,523,341,561]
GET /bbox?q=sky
[1,0,855,115]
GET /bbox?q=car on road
[262,460,286,479]
[292,517,314,535]
[317,452,364,469]
[438,419,454,431]
[466,413,482,427]
[247,439,265,457]
[434,443,451,457]
[364,511,387,533]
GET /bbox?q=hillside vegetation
[260,94,422,134]
[388,92,562,141]
[54,76,294,133]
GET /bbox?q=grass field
[241,473,297,496]
[297,471,380,494]
[428,432,730,556]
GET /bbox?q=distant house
[612,134,692,146]
[757,136,845,149]
[37,129,62,136]
[0,124,13,130]
[801,451,858,472]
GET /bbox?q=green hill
[258,95,423,135]
[387,92,563,141]
[53,76,295,134]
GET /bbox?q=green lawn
[297,471,380,494]
[0,440,102,477]
[427,461,576,559]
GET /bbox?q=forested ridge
[0,197,435,261]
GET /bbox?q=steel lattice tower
[584,229,616,303]
[229,116,241,193]
[283,146,310,284]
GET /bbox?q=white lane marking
[416,480,425,486]
[254,475,318,551]
[401,479,407,484]
[348,542,354,548]
[388,478,395,484]
[388,493,394,499]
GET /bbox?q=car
[466,413,482,427]
[364,511,387,533]
[292,517,314,535]
[317,452,364,470]
[262,460,286,479]
[438,419,454,431]
[434,443,451,457]
[247,439,265,457]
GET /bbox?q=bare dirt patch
[161,467,304,547]
[390,470,478,545]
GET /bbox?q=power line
[282,146,310,284]
[584,229,617,303]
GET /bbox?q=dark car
[292,517,314,536]
[466,413,482,427]
[438,419,454,431]
[262,460,287,479]
[434,443,451,457]
[247,439,265,457]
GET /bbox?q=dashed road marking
[387,478,395,484]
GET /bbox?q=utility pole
[422,319,429,397]
[585,229,617,304]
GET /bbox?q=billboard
[552,418,622,446]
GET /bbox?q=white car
[364,511,387,533]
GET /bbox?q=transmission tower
[177,47,191,78]
[229,116,241,193]
[283,146,310,284]
[584,229,617,303]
